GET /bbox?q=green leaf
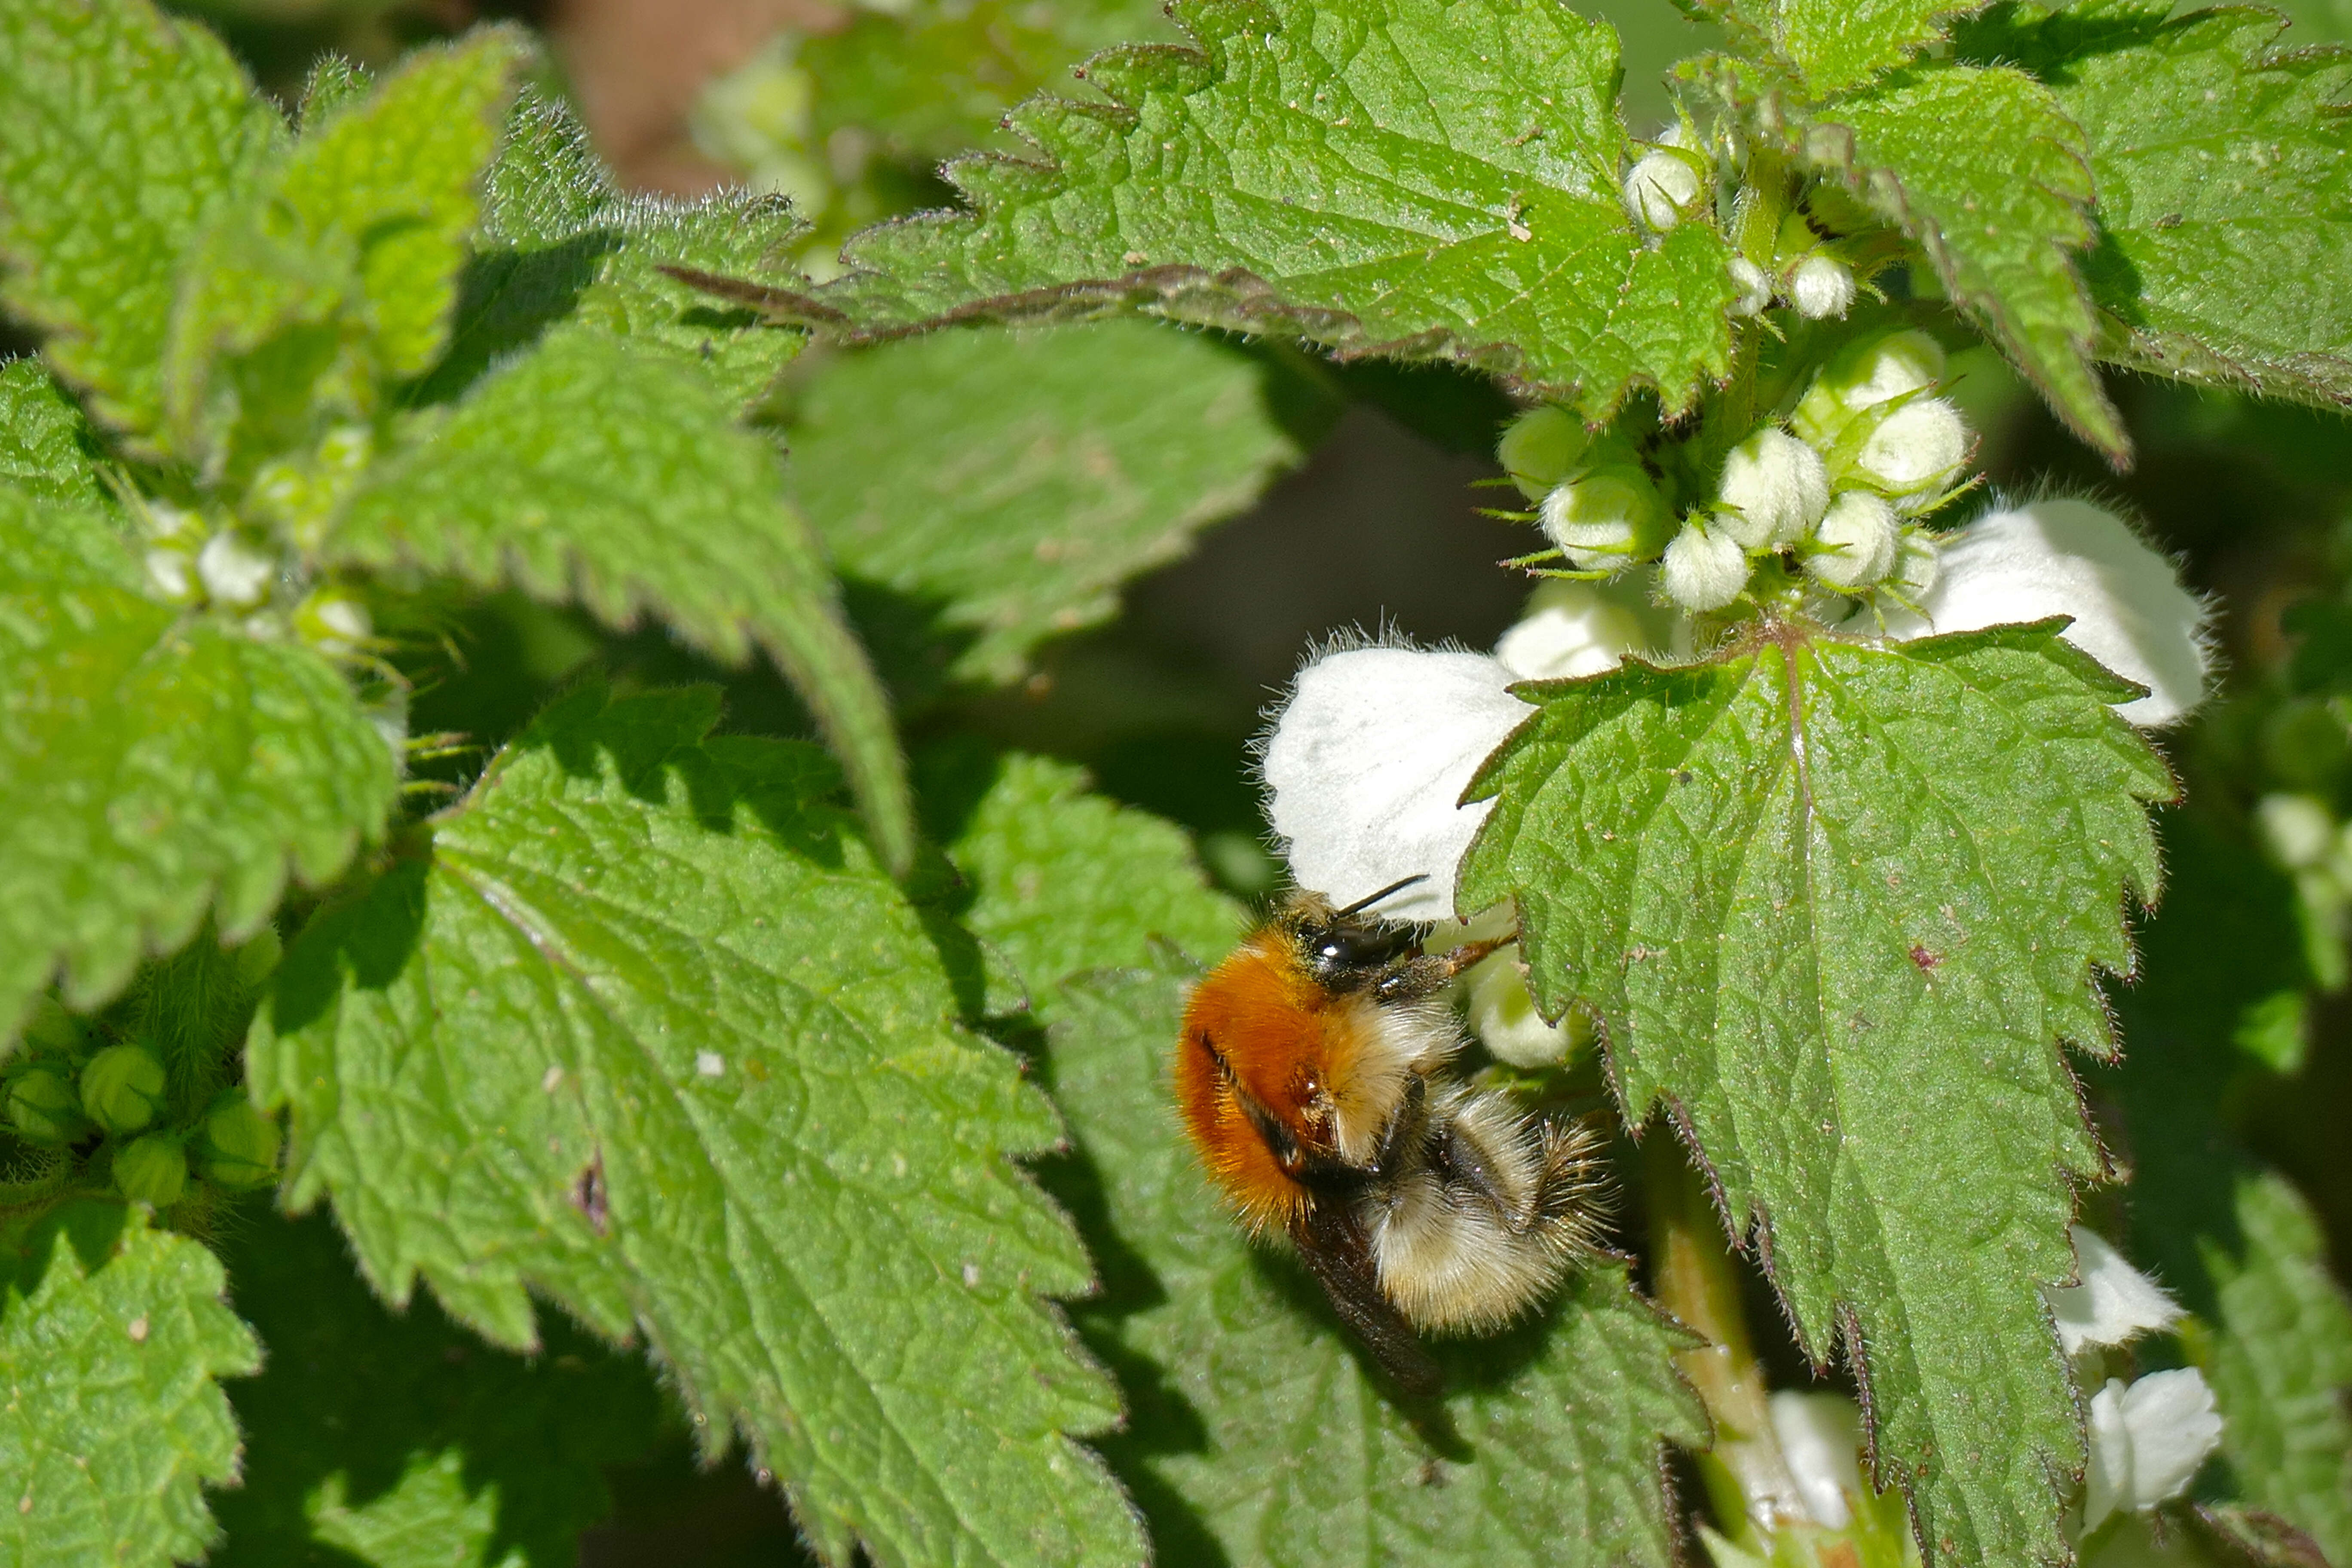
[162,28,524,470]
[1458,621,2175,1568]
[1957,4,2352,415]
[1694,0,1984,95]
[790,322,1333,696]
[0,359,108,511]
[0,0,282,442]
[754,0,1736,417]
[2204,1174,2352,1563]
[247,686,1141,1568]
[0,1201,260,1568]
[1691,58,2124,456]
[0,488,396,1038]
[211,1207,662,1568]
[329,323,913,875]
[1043,964,1707,1567]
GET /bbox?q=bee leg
[1364,1073,1429,1181]
[1372,935,1510,1005]
[1293,1200,1442,1399]
[1432,1111,1538,1233]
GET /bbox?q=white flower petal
[1263,646,1532,920]
[2046,1225,2184,1355]
[1873,499,2210,727]
[2083,1371,2223,1533]
[1769,1391,1865,1530]
[1494,580,1652,681]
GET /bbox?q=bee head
[1277,891,1426,992]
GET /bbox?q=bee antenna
[1334,875,1428,919]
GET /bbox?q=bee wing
[1294,1201,1442,1399]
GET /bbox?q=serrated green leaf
[0,488,395,1039]
[1042,965,1707,1567]
[1957,4,2352,413]
[1693,58,2125,456]
[211,1207,661,1568]
[162,28,524,470]
[0,359,108,511]
[791,323,1332,696]
[330,323,913,874]
[0,1201,260,1568]
[0,0,283,443]
[1459,620,2176,1568]
[1693,0,1985,95]
[761,0,1735,417]
[247,686,1141,1568]
[423,89,808,413]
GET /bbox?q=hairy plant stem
[1646,1133,1812,1544]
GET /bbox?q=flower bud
[1807,493,1899,590]
[1789,254,1855,319]
[113,1134,188,1207]
[8,1068,89,1144]
[1886,528,1942,600]
[1715,427,1829,549]
[80,1043,168,1135]
[1661,517,1751,611]
[1836,329,1947,411]
[21,995,81,1054]
[1624,149,1701,230]
[1539,466,1671,570]
[1464,949,1576,1067]
[1853,397,1969,508]
[145,546,202,605]
[195,1093,280,1191]
[196,531,276,609]
[2257,793,2337,871]
[1497,405,1588,499]
[1727,257,1771,316]
[294,587,371,655]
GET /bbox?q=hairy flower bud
[8,1067,89,1144]
[196,1093,281,1191]
[1715,427,1830,548]
[1498,405,1588,499]
[1624,149,1701,230]
[1727,257,1772,316]
[1789,254,1855,319]
[1887,529,1942,601]
[295,586,372,654]
[113,1133,189,1207]
[1539,466,1671,570]
[2257,793,2337,871]
[1661,517,1751,610]
[1841,330,1947,410]
[1464,948,1575,1067]
[144,545,201,604]
[1807,493,1899,589]
[196,530,276,609]
[1853,397,1970,508]
[81,1043,168,1135]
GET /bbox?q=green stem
[1646,1134,1811,1547]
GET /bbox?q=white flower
[1808,493,1899,590]
[1727,257,1773,316]
[1540,466,1670,570]
[196,531,276,609]
[1770,1391,1867,1530]
[1494,580,1651,680]
[1790,254,1856,319]
[1262,646,1531,920]
[2045,1225,2184,1355]
[1626,150,1701,230]
[2256,793,2337,871]
[1871,499,2211,727]
[2082,1371,2223,1534]
[1498,405,1589,499]
[1663,516,1752,611]
[1853,397,1970,508]
[1717,427,1830,549]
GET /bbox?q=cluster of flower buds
[139,501,372,658]
[1617,124,1869,321]
[1501,329,1969,615]
[2,937,285,1207]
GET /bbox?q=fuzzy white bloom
[1839,330,1947,410]
[1625,150,1701,230]
[1770,1392,1866,1530]
[1717,427,1830,549]
[1263,646,1531,920]
[1662,516,1752,611]
[1854,397,1970,508]
[1808,493,1899,589]
[1498,405,1589,499]
[1540,466,1669,570]
[196,531,276,609]
[2082,1371,2224,1534]
[1790,254,1856,319]
[2045,1225,2184,1356]
[1873,499,2211,727]
[1464,947,1574,1066]
[1727,257,1773,316]
[2257,793,2338,871]
[1494,580,1650,680]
